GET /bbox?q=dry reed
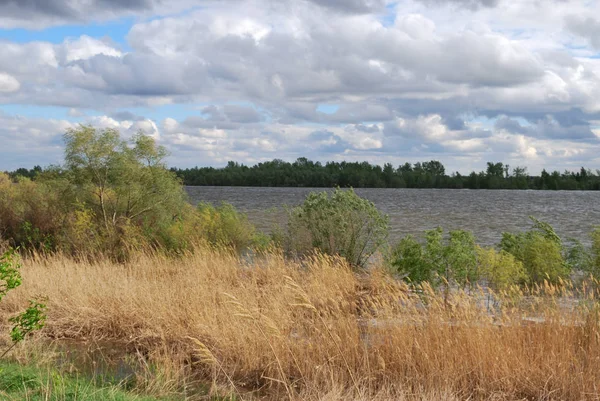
[1,249,600,400]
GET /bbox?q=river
[185,187,600,245]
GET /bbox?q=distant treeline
[169,159,600,190]
[7,159,600,190]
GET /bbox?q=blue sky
[0,0,599,174]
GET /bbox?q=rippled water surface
[186,187,600,245]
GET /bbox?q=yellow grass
[2,249,600,400]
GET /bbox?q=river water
[185,187,600,245]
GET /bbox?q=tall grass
[2,249,600,400]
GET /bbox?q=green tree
[391,228,478,291]
[477,246,526,291]
[62,126,188,255]
[581,228,600,278]
[500,217,570,285]
[390,235,432,283]
[285,188,389,268]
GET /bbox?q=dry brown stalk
[0,249,599,400]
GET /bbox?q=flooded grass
[0,359,172,401]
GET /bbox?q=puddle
[53,340,146,385]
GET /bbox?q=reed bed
[1,249,600,400]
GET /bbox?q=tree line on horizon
[6,158,600,190]
[170,158,600,190]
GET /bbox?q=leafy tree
[61,126,188,256]
[285,188,389,268]
[195,202,267,251]
[580,228,600,279]
[477,246,526,291]
[64,126,185,231]
[391,228,478,290]
[500,217,570,285]
[0,126,191,258]
[390,235,432,283]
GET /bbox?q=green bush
[588,228,600,278]
[476,246,526,291]
[284,188,389,268]
[390,228,478,288]
[0,249,46,358]
[0,126,191,260]
[500,217,570,285]
[196,202,267,251]
[389,235,432,283]
[0,174,66,253]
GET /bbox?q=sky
[0,0,600,174]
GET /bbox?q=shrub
[0,126,191,260]
[389,235,432,283]
[500,217,570,285]
[587,228,600,278]
[476,246,526,291]
[390,228,478,288]
[285,188,389,268]
[0,174,66,253]
[196,202,266,251]
[0,249,46,358]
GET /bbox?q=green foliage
[285,188,389,268]
[500,217,571,285]
[476,246,526,291]
[0,249,47,357]
[575,228,600,279]
[0,174,65,253]
[389,235,432,283]
[9,299,47,343]
[196,202,265,251]
[0,361,173,400]
[62,127,187,254]
[390,228,478,288]
[565,238,592,273]
[591,228,600,276]
[171,157,600,190]
[0,249,21,301]
[0,126,193,259]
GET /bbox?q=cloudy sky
[0,0,599,173]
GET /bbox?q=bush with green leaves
[0,249,46,358]
[284,188,389,268]
[0,126,191,259]
[195,202,269,251]
[476,246,526,291]
[500,217,571,285]
[390,228,478,289]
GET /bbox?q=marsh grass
[0,359,177,401]
[2,249,600,400]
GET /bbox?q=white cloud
[0,72,19,93]
[61,35,122,63]
[0,0,599,172]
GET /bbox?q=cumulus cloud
[0,0,599,172]
[0,112,72,169]
[413,0,500,10]
[0,72,19,93]
[0,0,198,28]
[494,115,597,141]
[565,16,600,50]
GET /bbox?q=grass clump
[0,361,170,401]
